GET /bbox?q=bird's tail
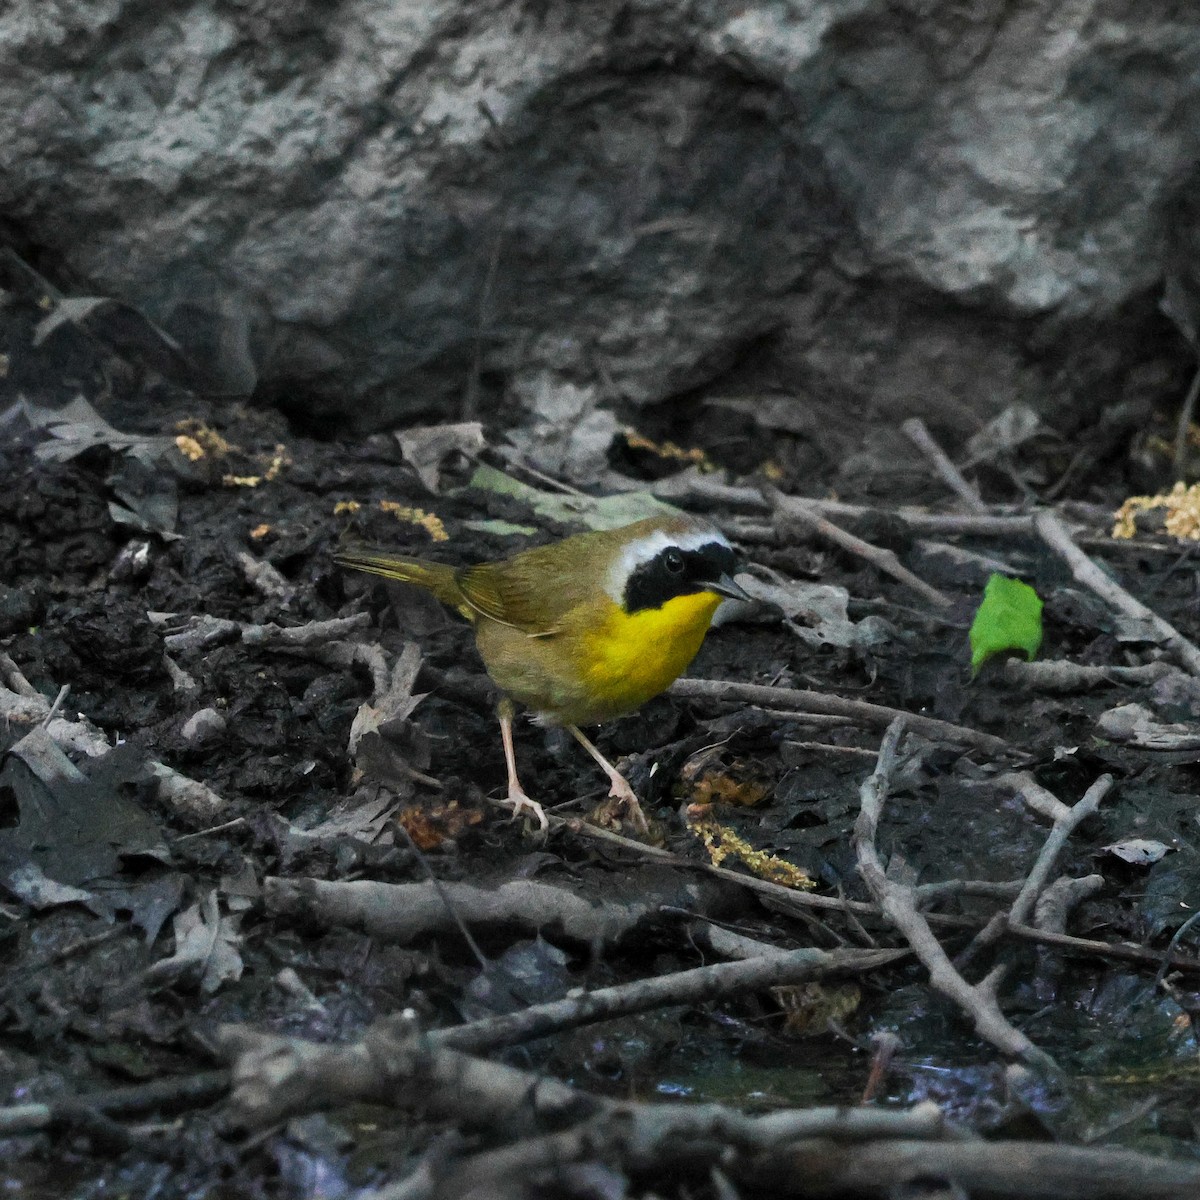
[333,548,466,613]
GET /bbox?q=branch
[1035,510,1200,676]
[436,946,905,1054]
[672,677,1015,757]
[767,486,954,608]
[851,719,1054,1068]
[901,417,987,512]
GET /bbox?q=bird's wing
[454,535,605,635]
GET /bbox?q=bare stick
[1004,658,1177,692]
[961,775,1113,965]
[0,1070,229,1137]
[672,677,1015,757]
[1008,775,1112,929]
[162,612,371,654]
[852,719,1054,1068]
[996,771,1072,823]
[902,417,987,512]
[436,946,904,1054]
[768,487,954,608]
[263,872,732,949]
[737,1136,1200,1200]
[216,1024,1200,1199]
[1035,510,1200,676]
[235,550,295,605]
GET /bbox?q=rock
[0,2,1196,436]
[181,707,227,746]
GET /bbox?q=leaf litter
[1,375,1200,1193]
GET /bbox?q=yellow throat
[582,589,723,717]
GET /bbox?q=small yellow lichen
[686,810,814,889]
[624,427,713,470]
[263,445,290,481]
[174,419,235,458]
[249,524,272,540]
[1113,482,1200,541]
[175,434,205,462]
[378,500,448,542]
[333,500,362,515]
[222,474,262,488]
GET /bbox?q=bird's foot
[590,775,651,838]
[500,787,549,836]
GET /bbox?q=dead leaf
[395,800,484,850]
[6,394,176,465]
[1097,704,1200,752]
[2,862,99,912]
[0,729,169,888]
[470,465,677,531]
[961,403,1046,468]
[727,573,889,649]
[349,643,433,790]
[773,981,861,1035]
[289,792,401,848]
[396,421,485,492]
[1103,838,1172,867]
[144,890,243,994]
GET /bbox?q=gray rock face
[1,0,1197,433]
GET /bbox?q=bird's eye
[663,548,685,574]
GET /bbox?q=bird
[334,513,749,835]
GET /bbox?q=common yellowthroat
[335,514,749,833]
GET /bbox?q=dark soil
[2,300,1200,1197]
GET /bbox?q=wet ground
[1,286,1200,1196]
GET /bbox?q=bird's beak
[709,573,755,603]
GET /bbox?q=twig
[0,1070,230,1137]
[852,718,1054,1068]
[1173,363,1200,480]
[160,612,371,654]
[736,1137,1200,1200]
[1004,658,1178,692]
[902,417,987,512]
[263,872,733,949]
[672,677,1015,757]
[1034,875,1106,935]
[1035,510,1200,676]
[996,771,1072,823]
[148,761,228,821]
[1031,874,1106,1000]
[957,774,1112,968]
[783,740,880,758]
[235,550,295,605]
[217,1023,1200,1199]
[581,814,1200,973]
[436,946,905,1054]
[0,651,41,697]
[767,487,954,608]
[1007,775,1112,929]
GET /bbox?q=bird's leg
[496,699,548,833]
[568,725,650,836]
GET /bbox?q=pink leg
[568,725,650,836]
[497,701,548,833]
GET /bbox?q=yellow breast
[577,590,723,721]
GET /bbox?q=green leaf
[467,465,679,531]
[969,574,1043,677]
